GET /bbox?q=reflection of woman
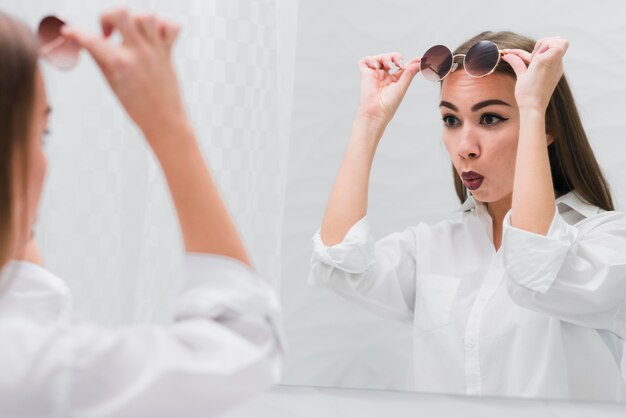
[310,31,626,401]
[0,9,282,416]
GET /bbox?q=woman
[0,9,282,417]
[310,31,626,401]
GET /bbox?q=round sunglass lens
[38,15,80,70]
[420,45,453,82]
[464,40,500,77]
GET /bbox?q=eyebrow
[439,99,512,112]
[45,106,52,115]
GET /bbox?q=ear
[546,132,555,146]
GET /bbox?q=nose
[456,126,480,160]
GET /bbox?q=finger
[502,48,532,64]
[371,54,395,71]
[532,37,569,62]
[382,56,394,71]
[396,58,421,91]
[156,17,180,48]
[534,40,549,56]
[365,57,381,70]
[60,25,117,69]
[501,53,528,77]
[358,57,376,72]
[134,13,158,44]
[100,8,141,44]
[370,55,391,71]
[390,53,404,69]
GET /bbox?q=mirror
[280,0,626,402]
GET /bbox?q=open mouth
[461,171,484,191]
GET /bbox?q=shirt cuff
[173,253,285,350]
[310,216,375,278]
[502,208,579,293]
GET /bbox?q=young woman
[310,31,626,401]
[0,9,282,417]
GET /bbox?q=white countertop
[220,385,626,418]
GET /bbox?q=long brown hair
[0,12,39,269]
[450,31,614,211]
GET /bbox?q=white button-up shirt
[0,254,284,417]
[310,191,626,401]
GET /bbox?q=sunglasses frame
[420,41,504,82]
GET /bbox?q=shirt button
[467,341,476,349]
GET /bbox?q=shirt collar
[555,191,601,218]
[458,195,478,212]
[458,190,601,218]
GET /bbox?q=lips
[461,171,484,191]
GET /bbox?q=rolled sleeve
[503,209,626,338]
[308,217,417,320]
[310,216,375,279]
[174,252,285,353]
[502,208,579,293]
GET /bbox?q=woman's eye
[442,115,460,128]
[480,113,508,126]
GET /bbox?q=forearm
[511,107,555,235]
[146,118,250,267]
[320,116,386,246]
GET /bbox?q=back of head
[449,31,614,212]
[0,12,39,269]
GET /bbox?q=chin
[470,188,511,205]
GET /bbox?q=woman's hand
[61,8,186,142]
[501,37,569,112]
[356,53,421,126]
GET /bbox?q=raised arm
[320,53,420,245]
[63,9,249,266]
[501,37,569,235]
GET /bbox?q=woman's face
[440,70,520,206]
[14,67,49,252]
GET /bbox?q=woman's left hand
[501,37,569,112]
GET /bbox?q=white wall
[280,0,626,394]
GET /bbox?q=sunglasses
[419,40,503,82]
[38,15,81,70]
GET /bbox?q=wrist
[518,103,547,118]
[355,108,390,128]
[519,106,546,126]
[142,115,196,152]
[353,113,388,139]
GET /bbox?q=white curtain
[5,0,297,325]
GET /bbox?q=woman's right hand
[356,53,421,126]
[61,8,185,144]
